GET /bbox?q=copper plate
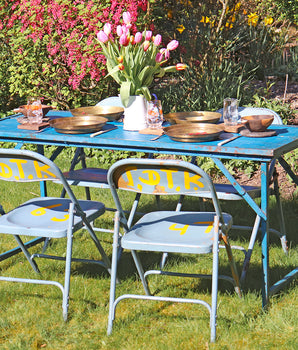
[70,106,124,121]
[164,111,221,125]
[49,116,108,134]
[164,123,223,142]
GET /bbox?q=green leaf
[120,82,132,107]
[138,87,151,101]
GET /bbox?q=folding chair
[170,107,287,282]
[0,148,111,320]
[107,158,241,342]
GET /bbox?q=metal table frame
[0,110,297,307]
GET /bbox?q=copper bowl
[49,116,108,134]
[70,106,124,121]
[241,115,274,132]
[164,111,221,125]
[164,123,223,142]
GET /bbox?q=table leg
[260,161,270,308]
[37,145,47,197]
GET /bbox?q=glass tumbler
[223,98,239,126]
[146,100,164,129]
[27,98,43,124]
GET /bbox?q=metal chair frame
[106,158,241,342]
[0,148,110,320]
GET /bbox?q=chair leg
[62,203,75,321]
[240,215,261,283]
[221,233,242,297]
[273,176,288,254]
[107,212,121,335]
[131,250,151,296]
[13,235,40,273]
[210,216,219,343]
[160,252,168,269]
[82,215,111,274]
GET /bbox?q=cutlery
[150,133,164,141]
[218,134,241,146]
[90,126,117,138]
[0,113,22,122]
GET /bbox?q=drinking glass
[223,98,239,126]
[146,100,163,129]
[27,98,43,124]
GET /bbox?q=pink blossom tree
[0,0,149,108]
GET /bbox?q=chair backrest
[96,96,124,108]
[107,158,225,224]
[0,148,80,205]
[217,107,283,125]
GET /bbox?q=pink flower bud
[176,63,187,71]
[153,34,162,46]
[143,40,150,51]
[116,25,123,36]
[119,34,129,46]
[123,11,131,25]
[103,23,112,36]
[164,49,170,60]
[144,30,152,41]
[135,32,142,43]
[155,52,163,63]
[167,40,179,51]
[97,30,109,43]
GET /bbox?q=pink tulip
[144,30,152,41]
[103,23,112,36]
[143,40,150,51]
[116,25,123,36]
[135,32,142,43]
[97,30,109,43]
[155,52,163,63]
[123,12,131,25]
[167,40,179,51]
[119,34,129,46]
[159,47,170,60]
[153,34,162,46]
[176,63,187,71]
[121,25,129,36]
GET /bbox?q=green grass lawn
[0,156,297,349]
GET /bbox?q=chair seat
[121,211,232,254]
[194,183,270,200]
[0,197,105,238]
[62,168,109,188]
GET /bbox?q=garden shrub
[151,0,287,113]
[0,0,150,110]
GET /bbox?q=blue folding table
[0,110,297,308]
